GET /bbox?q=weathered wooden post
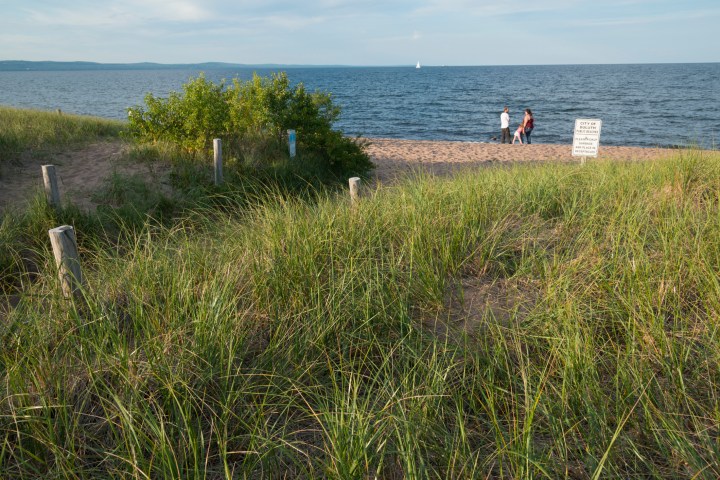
[349,177,361,205]
[41,165,61,208]
[48,225,84,299]
[213,138,223,185]
[287,129,296,158]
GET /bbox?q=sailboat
[416,61,421,69]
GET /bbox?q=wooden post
[42,165,61,208]
[48,225,84,299]
[349,177,361,204]
[288,129,296,158]
[213,138,223,185]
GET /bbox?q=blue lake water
[1,63,718,148]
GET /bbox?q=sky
[1,0,718,66]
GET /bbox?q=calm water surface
[1,64,718,148]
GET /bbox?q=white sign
[572,119,602,158]
[288,129,296,158]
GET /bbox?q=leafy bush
[127,73,373,179]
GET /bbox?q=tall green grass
[2,150,720,478]
[0,106,123,164]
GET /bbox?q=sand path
[0,140,167,211]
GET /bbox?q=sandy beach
[366,138,677,183]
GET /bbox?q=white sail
[416,61,421,69]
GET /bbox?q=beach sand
[0,140,170,211]
[1,138,678,210]
[366,138,676,183]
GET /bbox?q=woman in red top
[522,109,534,144]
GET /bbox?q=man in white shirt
[500,106,511,144]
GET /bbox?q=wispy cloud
[24,0,213,27]
[575,8,720,27]
[412,0,577,17]
[259,14,328,30]
[138,0,212,22]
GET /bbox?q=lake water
[1,63,718,148]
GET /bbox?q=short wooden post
[56,108,62,115]
[42,165,61,208]
[349,177,361,204]
[288,129,296,158]
[213,138,223,185]
[48,225,84,299]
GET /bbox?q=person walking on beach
[522,108,534,144]
[500,107,511,144]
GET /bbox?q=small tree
[128,75,228,154]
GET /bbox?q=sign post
[287,129,296,158]
[572,119,602,165]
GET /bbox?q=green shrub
[127,75,228,154]
[127,73,373,179]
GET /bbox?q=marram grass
[2,150,720,478]
[0,106,123,164]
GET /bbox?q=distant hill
[0,61,345,71]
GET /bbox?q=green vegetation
[3,131,720,477]
[1,73,373,286]
[0,107,130,287]
[0,106,123,164]
[127,73,373,180]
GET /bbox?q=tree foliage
[127,73,372,178]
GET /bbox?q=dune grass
[0,106,124,164]
[2,148,720,478]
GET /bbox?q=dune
[1,138,681,210]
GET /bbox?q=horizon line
[2,59,719,68]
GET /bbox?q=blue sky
[1,0,718,65]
